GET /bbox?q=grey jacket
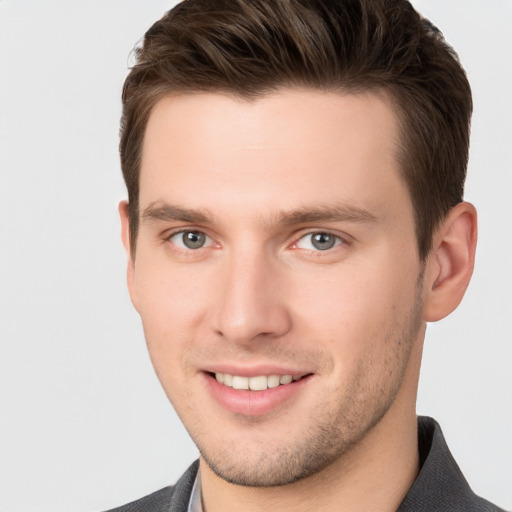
[107,417,506,511]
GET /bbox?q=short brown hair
[120,0,472,259]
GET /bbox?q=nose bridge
[213,245,290,343]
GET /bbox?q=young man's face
[122,90,427,486]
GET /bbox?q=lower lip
[203,373,312,417]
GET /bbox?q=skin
[120,89,477,512]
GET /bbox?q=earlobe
[422,202,477,322]
[118,200,139,310]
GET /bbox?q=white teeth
[232,376,249,390]
[214,373,300,390]
[280,375,293,385]
[249,375,267,391]
[267,375,281,388]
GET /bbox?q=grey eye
[311,232,337,250]
[169,230,211,250]
[296,232,342,251]
[182,231,206,249]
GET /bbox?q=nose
[211,249,292,345]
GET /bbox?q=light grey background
[0,1,510,511]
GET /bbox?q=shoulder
[104,486,175,512]
[398,417,506,512]
[103,460,199,512]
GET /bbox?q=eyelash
[164,229,348,254]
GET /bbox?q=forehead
[139,89,410,224]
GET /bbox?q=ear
[118,200,139,310]
[422,202,477,322]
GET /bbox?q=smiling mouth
[212,372,308,391]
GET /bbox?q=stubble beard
[199,402,365,487]
[193,284,424,488]
[169,268,424,488]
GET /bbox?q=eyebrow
[142,202,214,224]
[141,201,378,227]
[277,204,378,225]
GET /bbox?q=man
[110,0,504,510]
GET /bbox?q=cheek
[135,251,211,322]
[289,258,419,356]
[132,259,212,373]
[290,264,389,330]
